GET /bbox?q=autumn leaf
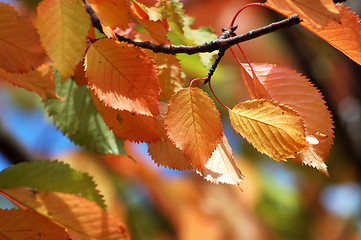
[197,135,244,185]
[35,0,90,80]
[165,88,223,170]
[91,90,161,143]
[1,188,130,240]
[45,70,126,155]
[144,50,185,101]
[148,140,193,170]
[0,209,69,240]
[87,0,130,31]
[229,99,310,161]
[241,63,333,175]
[0,160,106,208]
[85,38,160,116]
[302,5,361,66]
[265,0,340,28]
[130,1,170,44]
[0,3,48,73]
[0,64,58,100]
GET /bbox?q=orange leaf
[147,113,192,170]
[145,50,184,101]
[242,63,333,175]
[0,3,48,73]
[303,5,361,66]
[165,88,223,170]
[148,140,193,170]
[0,64,58,100]
[87,0,130,30]
[197,135,244,185]
[130,2,169,44]
[0,209,69,240]
[265,0,340,28]
[1,187,130,240]
[265,3,361,66]
[229,99,309,161]
[91,90,161,143]
[35,0,91,80]
[85,38,160,116]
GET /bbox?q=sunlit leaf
[0,3,48,73]
[197,135,244,185]
[242,63,333,175]
[1,188,130,240]
[130,2,169,44]
[90,90,161,143]
[35,0,90,80]
[165,88,223,170]
[0,160,105,208]
[265,0,340,28]
[87,0,129,30]
[144,50,184,101]
[85,38,160,116]
[44,69,125,155]
[303,5,361,66]
[165,0,217,69]
[0,64,58,100]
[229,99,309,161]
[0,209,69,240]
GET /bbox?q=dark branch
[84,1,301,55]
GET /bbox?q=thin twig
[84,1,301,55]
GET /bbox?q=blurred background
[1,0,361,239]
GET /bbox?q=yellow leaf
[265,0,340,28]
[229,99,309,161]
[0,209,69,240]
[35,0,90,80]
[1,187,130,240]
[87,0,130,30]
[165,88,223,170]
[0,64,58,100]
[130,2,170,44]
[242,63,333,175]
[85,39,160,116]
[0,3,48,73]
[197,135,244,185]
[90,90,161,143]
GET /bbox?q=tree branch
[84,1,301,55]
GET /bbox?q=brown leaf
[1,187,130,240]
[85,38,160,116]
[229,99,309,161]
[0,3,48,73]
[165,88,223,170]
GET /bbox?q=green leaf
[166,0,217,69]
[44,69,126,155]
[0,160,106,209]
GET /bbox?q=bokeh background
[1,0,361,239]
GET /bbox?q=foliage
[0,0,360,239]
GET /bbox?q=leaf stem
[229,2,265,29]
[208,80,231,111]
